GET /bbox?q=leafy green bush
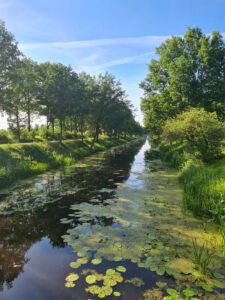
[0,130,12,144]
[162,108,224,161]
[20,129,37,142]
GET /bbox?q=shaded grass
[160,143,225,224]
[0,136,137,189]
[180,158,225,224]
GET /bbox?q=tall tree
[0,21,20,113]
[141,28,225,136]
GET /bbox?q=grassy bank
[159,144,225,224]
[0,136,139,189]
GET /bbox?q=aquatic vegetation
[91,258,102,265]
[60,141,225,298]
[192,239,214,274]
[106,269,116,276]
[165,258,196,276]
[125,277,145,287]
[84,269,124,298]
[143,288,163,299]
[116,265,126,273]
[65,273,79,288]
[62,165,225,296]
[65,273,79,282]
[65,281,75,288]
[163,287,199,300]
[70,261,81,269]
[163,288,181,300]
[156,281,167,289]
[86,275,97,284]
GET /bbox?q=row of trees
[141,28,225,136]
[0,21,142,144]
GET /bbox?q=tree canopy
[0,21,142,143]
[141,27,225,136]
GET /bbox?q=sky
[1,0,225,129]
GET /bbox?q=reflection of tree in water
[0,139,145,291]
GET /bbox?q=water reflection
[1,138,223,300]
[0,139,145,299]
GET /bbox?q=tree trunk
[81,118,84,143]
[27,100,31,131]
[90,119,100,150]
[52,118,55,133]
[59,118,63,144]
[27,110,31,131]
[46,115,49,141]
[16,109,21,142]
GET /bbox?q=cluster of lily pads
[61,155,225,298]
[65,262,126,298]
[85,267,125,298]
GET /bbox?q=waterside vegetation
[141,28,225,224]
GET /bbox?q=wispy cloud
[19,35,170,51]
[80,52,154,73]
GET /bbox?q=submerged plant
[163,288,199,300]
[192,239,214,274]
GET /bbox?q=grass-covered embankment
[160,143,225,224]
[0,136,138,189]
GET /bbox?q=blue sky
[1,0,225,128]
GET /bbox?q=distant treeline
[0,21,143,144]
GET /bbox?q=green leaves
[141,27,225,136]
[86,275,97,284]
[116,266,126,273]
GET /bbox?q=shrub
[162,108,224,161]
[0,130,11,144]
[20,129,37,142]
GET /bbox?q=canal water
[0,138,224,300]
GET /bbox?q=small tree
[162,108,224,161]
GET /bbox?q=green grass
[180,157,225,224]
[160,143,225,225]
[0,136,137,189]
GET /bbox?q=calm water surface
[0,139,223,300]
[0,139,152,299]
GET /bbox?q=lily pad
[113,256,122,262]
[156,281,167,289]
[65,281,75,288]
[113,291,121,297]
[91,258,102,265]
[116,266,126,273]
[106,269,116,276]
[65,273,79,282]
[183,287,197,297]
[77,257,89,264]
[70,261,81,269]
[86,275,97,284]
[86,285,102,295]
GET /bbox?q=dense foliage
[180,158,225,224]
[141,27,225,224]
[0,21,142,144]
[161,108,224,161]
[141,27,225,136]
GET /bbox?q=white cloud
[19,35,170,51]
[77,51,154,73]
